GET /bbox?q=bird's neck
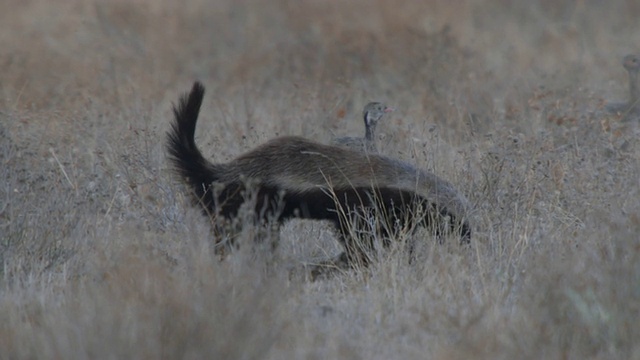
[364,114,376,141]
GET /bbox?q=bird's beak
[384,107,395,113]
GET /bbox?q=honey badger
[166,82,471,268]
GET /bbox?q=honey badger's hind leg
[217,183,287,263]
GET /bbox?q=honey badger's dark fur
[167,82,471,266]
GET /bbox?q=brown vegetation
[1,0,640,358]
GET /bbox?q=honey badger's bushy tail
[166,82,220,204]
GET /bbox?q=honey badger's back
[220,136,471,233]
[225,136,410,187]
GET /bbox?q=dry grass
[1,0,640,358]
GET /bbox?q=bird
[606,53,640,120]
[166,82,471,271]
[330,102,394,153]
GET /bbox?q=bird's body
[606,53,640,120]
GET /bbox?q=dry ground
[1,0,640,358]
